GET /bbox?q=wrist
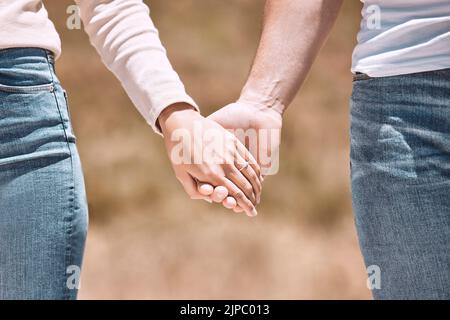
[158,103,199,136]
[238,87,285,116]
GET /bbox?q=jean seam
[44,51,77,300]
[0,83,54,93]
[63,90,76,138]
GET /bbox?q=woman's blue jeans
[351,69,450,299]
[0,48,88,299]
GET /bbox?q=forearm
[240,0,343,113]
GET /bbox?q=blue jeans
[351,69,450,299]
[0,48,88,299]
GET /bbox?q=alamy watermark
[66,4,382,31]
[365,5,381,30]
[66,265,81,290]
[66,5,81,30]
[169,122,280,176]
[366,264,381,290]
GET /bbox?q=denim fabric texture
[351,68,450,299]
[0,48,88,299]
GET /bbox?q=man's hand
[208,101,282,176]
[197,0,342,213]
[158,103,262,217]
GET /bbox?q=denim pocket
[0,82,54,93]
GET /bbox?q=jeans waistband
[0,47,54,68]
[0,47,57,87]
[353,68,450,81]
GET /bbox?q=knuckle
[201,168,212,176]
[248,171,257,180]
[203,169,215,178]
[235,192,245,200]
[210,168,224,179]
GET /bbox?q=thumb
[206,109,221,121]
[206,103,236,122]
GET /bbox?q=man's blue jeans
[0,48,88,299]
[351,68,450,299]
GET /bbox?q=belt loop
[44,49,56,73]
[47,50,54,63]
[353,72,371,81]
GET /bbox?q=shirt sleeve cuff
[146,94,200,136]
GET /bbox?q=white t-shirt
[352,0,450,77]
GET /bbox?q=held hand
[158,103,262,217]
[201,101,282,213]
[208,101,283,176]
[197,183,239,210]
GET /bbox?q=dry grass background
[46,0,371,299]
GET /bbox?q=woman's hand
[158,103,262,217]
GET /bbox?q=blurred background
[46,0,370,299]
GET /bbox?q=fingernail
[250,208,258,217]
[204,198,212,203]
